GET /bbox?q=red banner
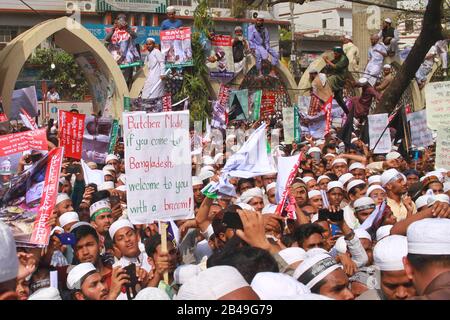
[0,97,8,122]
[58,110,86,159]
[275,152,304,216]
[29,147,64,246]
[261,91,276,118]
[0,128,48,157]
[162,94,172,112]
[20,107,38,130]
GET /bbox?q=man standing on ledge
[161,6,183,31]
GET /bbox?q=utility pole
[290,2,296,64]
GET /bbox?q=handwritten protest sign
[435,127,450,170]
[368,113,392,154]
[407,110,434,147]
[161,27,193,68]
[282,107,295,144]
[0,128,47,157]
[123,110,193,223]
[59,110,86,159]
[424,81,450,130]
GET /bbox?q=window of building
[209,0,231,9]
[340,18,344,27]
[322,19,327,29]
[169,0,192,6]
[0,26,21,43]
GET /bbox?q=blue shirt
[160,19,183,30]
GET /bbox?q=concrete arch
[0,16,129,121]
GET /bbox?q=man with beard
[290,178,309,208]
[323,47,349,114]
[358,235,416,300]
[248,13,279,78]
[142,37,166,100]
[382,169,416,221]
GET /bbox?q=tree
[28,48,89,100]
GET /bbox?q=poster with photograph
[160,27,193,68]
[207,35,234,80]
[82,116,113,164]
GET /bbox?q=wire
[18,0,43,17]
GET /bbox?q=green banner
[294,105,301,143]
[108,119,120,154]
[119,61,144,69]
[252,90,262,121]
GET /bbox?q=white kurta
[142,48,166,99]
[364,43,387,86]
[343,42,360,73]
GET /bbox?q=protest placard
[207,35,234,80]
[261,91,276,118]
[160,27,193,68]
[282,107,295,144]
[435,127,450,170]
[211,84,229,129]
[407,110,434,148]
[228,89,249,122]
[424,81,450,130]
[82,116,113,164]
[368,113,392,154]
[59,110,86,160]
[0,128,48,157]
[123,110,193,223]
[276,154,303,209]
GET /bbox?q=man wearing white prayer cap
[353,197,376,225]
[317,175,331,191]
[404,218,450,299]
[303,176,318,191]
[251,272,311,300]
[0,221,19,300]
[415,195,431,212]
[176,265,260,300]
[293,253,354,300]
[28,287,62,300]
[134,287,170,300]
[308,190,323,211]
[102,165,116,182]
[338,172,354,188]
[368,175,382,186]
[67,263,112,300]
[382,169,416,221]
[192,176,205,209]
[55,193,74,217]
[265,182,277,205]
[59,211,80,233]
[105,154,120,172]
[366,185,386,205]
[331,158,348,177]
[99,181,115,191]
[376,225,393,241]
[161,5,182,30]
[239,187,264,213]
[359,235,416,300]
[349,162,366,181]
[89,199,113,237]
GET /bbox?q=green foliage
[174,0,214,123]
[28,48,89,100]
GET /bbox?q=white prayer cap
[415,195,431,210]
[115,185,126,192]
[240,187,264,204]
[307,147,321,155]
[28,287,62,300]
[51,226,64,236]
[174,264,201,285]
[374,235,407,271]
[338,173,354,186]
[344,35,352,40]
[358,77,368,85]
[351,137,359,144]
[175,266,250,300]
[103,164,116,172]
[366,184,385,198]
[354,197,376,214]
[355,228,372,241]
[347,179,366,192]
[90,199,111,219]
[324,153,336,159]
[135,287,170,300]
[69,221,93,233]
[199,168,214,181]
[109,219,134,240]
[381,168,402,187]
[327,181,344,192]
[56,193,71,205]
[386,151,402,161]
[383,64,392,69]
[349,162,365,171]
[99,181,115,191]
[67,263,97,290]
[0,221,19,283]
[262,204,277,214]
[202,156,215,166]
[192,176,203,186]
[266,182,277,192]
[334,236,347,254]
[317,175,330,184]
[166,5,176,13]
[58,211,79,228]
[434,194,450,204]
[251,272,310,300]
[308,190,322,199]
[118,174,126,184]
[236,202,255,211]
[105,154,118,163]
[293,253,341,289]
[368,175,382,186]
[332,158,347,167]
[407,218,450,255]
[376,225,393,241]
[279,247,307,265]
[146,37,156,44]
[385,18,392,23]
[302,176,315,184]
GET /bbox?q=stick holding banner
[159,221,169,285]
